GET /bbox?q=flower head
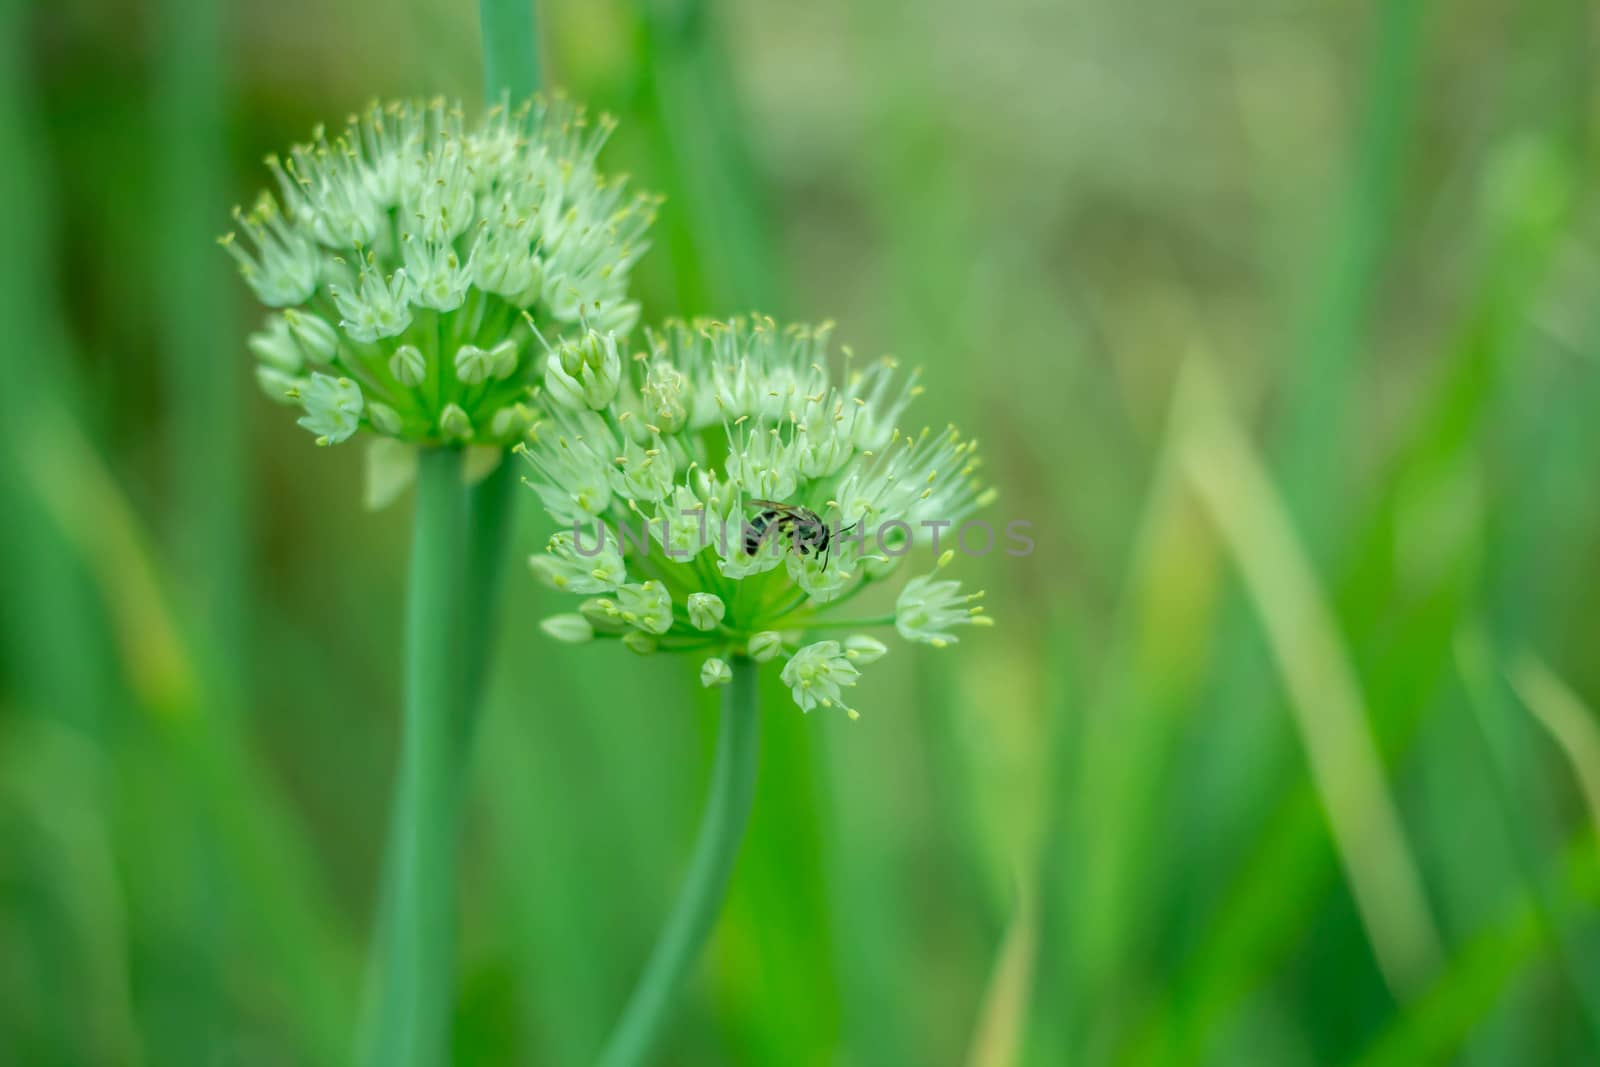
[225,95,658,451]
[525,315,993,718]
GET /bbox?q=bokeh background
[5,0,1600,1063]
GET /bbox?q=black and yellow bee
[743,500,858,573]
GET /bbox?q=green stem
[364,448,468,1067]
[359,3,538,1052]
[598,657,761,1067]
[479,0,540,100]
[786,614,896,633]
[457,456,519,750]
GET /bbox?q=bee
[744,500,857,573]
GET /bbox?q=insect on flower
[742,500,860,573]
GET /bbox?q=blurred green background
[4,0,1600,1063]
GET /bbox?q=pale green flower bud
[557,338,586,377]
[488,339,520,380]
[455,339,519,387]
[440,403,473,441]
[548,329,623,410]
[389,344,427,387]
[686,592,725,632]
[700,657,733,688]
[748,631,784,663]
[843,635,890,664]
[367,402,403,435]
[255,365,303,404]
[540,613,595,644]
[622,631,658,656]
[617,580,673,635]
[296,373,363,445]
[455,344,495,385]
[247,315,305,372]
[579,597,623,626]
[489,402,535,440]
[283,308,340,363]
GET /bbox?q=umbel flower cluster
[526,317,994,719]
[224,95,656,450]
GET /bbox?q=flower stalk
[366,447,469,1066]
[598,656,761,1067]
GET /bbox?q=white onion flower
[224,95,658,456]
[524,316,994,719]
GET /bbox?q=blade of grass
[1273,0,1429,561]
[1509,654,1600,837]
[1456,630,1600,1049]
[964,877,1039,1067]
[1178,357,1443,996]
[18,408,357,1061]
[154,0,244,668]
[1353,837,1600,1067]
[628,0,782,313]
[1126,109,1581,1065]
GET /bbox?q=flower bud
[247,316,305,372]
[621,631,658,656]
[686,592,726,632]
[843,635,889,664]
[579,597,623,626]
[488,339,520,380]
[547,329,623,410]
[255,365,303,404]
[455,344,494,385]
[700,657,733,687]
[283,308,340,362]
[540,614,595,644]
[490,402,535,439]
[748,631,784,663]
[440,403,473,441]
[389,344,427,386]
[367,402,403,435]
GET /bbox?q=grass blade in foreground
[1176,357,1442,996]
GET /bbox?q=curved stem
[598,657,761,1067]
[364,448,468,1066]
